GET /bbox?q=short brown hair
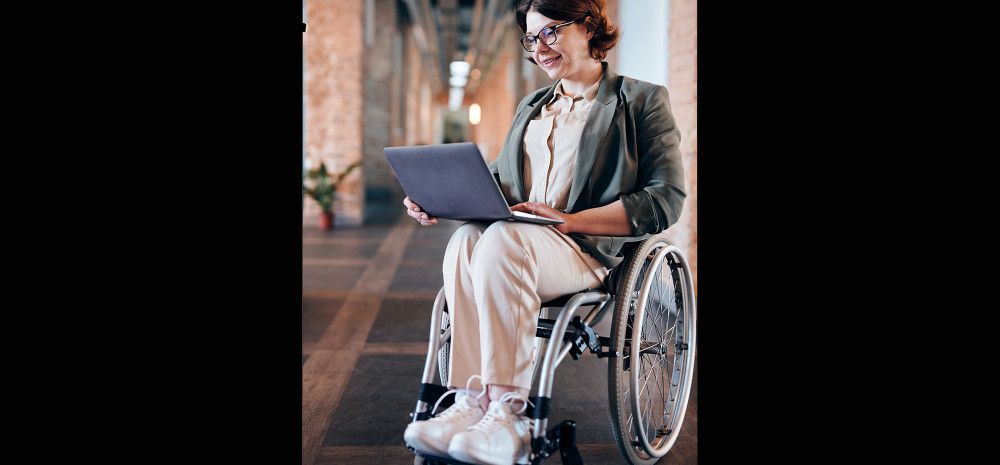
[515,0,620,62]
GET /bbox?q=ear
[584,15,595,40]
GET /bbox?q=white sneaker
[447,392,535,465]
[404,375,487,456]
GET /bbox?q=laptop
[383,142,563,225]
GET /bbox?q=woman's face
[525,10,595,81]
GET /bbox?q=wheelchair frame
[408,232,696,465]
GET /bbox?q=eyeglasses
[520,17,585,52]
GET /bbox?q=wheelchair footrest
[530,420,583,465]
[412,383,452,421]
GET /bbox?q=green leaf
[303,159,361,213]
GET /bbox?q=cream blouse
[521,78,601,212]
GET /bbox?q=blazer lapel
[566,64,619,212]
[505,84,555,202]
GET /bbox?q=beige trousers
[443,221,609,391]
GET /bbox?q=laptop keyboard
[512,211,545,219]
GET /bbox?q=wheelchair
[408,231,697,465]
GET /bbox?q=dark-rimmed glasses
[520,17,586,52]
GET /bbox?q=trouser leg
[442,221,490,391]
[470,222,608,390]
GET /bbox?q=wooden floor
[302,211,697,465]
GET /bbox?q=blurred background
[303,1,696,464]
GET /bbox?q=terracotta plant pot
[319,211,334,230]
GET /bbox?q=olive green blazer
[488,62,686,270]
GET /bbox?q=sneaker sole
[404,430,451,457]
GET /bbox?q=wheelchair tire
[607,235,696,465]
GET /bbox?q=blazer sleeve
[619,85,687,236]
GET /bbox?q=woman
[404,1,686,464]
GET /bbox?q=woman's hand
[510,202,574,235]
[403,196,438,226]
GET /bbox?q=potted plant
[304,160,361,230]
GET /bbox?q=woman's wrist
[560,211,577,234]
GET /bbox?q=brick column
[403,23,422,146]
[470,27,520,163]
[362,0,403,221]
[305,0,365,225]
[668,0,697,282]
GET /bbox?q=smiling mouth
[541,55,561,66]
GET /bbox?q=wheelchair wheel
[607,236,696,464]
[437,307,450,387]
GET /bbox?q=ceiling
[400,0,518,96]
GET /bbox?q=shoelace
[468,392,535,433]
[430,374,487,417]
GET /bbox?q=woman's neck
[559,60,604,97]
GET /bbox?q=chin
[543,65,565,80]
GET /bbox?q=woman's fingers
[408,209,434,222]
[403,197,437,224]
[403,196,421,212]
[408,210,437,221]
[410,209,435,221]
[404,196,425,213]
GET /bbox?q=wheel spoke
[650,271,665,335]
[627,408,636,445]
[658,359,667,432]
[638,354,664,445]
[648,303,664,342]
[653,359,666,436]
[643,367,656,438]
[643,385,654,442]
[637,364,655,398]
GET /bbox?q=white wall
[615,0,669,86]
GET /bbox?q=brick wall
[469,26,521,164]
[668,0,697,281]
[305,0,365,225]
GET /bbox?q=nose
[534,40,551,59]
